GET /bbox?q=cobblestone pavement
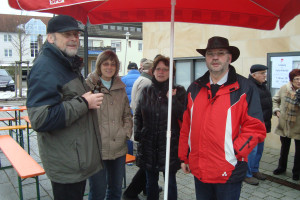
[0,104,299,200]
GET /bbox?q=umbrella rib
[88,0,108,14]
[249,0,280,18]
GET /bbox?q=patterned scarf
[284,88,298,125]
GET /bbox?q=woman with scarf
[86,50,133,200]
[134,55,186,200]
[273,69,300,181]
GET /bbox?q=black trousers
[123,168,147,197]
[51,180,86,200]
[278,136,300,175]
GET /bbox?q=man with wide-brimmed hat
[26,15,104,200]
[178,36,266,200]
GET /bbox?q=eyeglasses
[293,78,300,82]
[102,62,116,67]
[206,51,229,58]
[60,31,81,38]
[155,68,169,72]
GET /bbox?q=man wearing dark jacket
[244,64,272,185]
[179,36,266,200]
[26,15,104,200]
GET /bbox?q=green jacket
[26,42,103,183]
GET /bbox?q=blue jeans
[246,142,264,177]
[88,155,126,200]
[194,177,242,200]
[145,169,177,200]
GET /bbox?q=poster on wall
[271,57,293,88]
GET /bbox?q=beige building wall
[143,15,300,152]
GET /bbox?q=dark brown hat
[196,36,240,62]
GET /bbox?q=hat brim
[196,46,240,63]
[56,27,84,33]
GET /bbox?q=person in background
[178,36,266,200]
[272,69,300,181]
[122,62,140,105]
[135,55,186,200]
[244,64,272,185]
[123,60,154,200]
[26,15,104,200]
[139,58,148,73]
[130,60,153,114]
[122,62,140,155]
[86,50,133,200]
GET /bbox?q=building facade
[0,14,143,77]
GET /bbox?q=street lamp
[124,32,131,75]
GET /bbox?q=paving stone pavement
[0,106,299,200]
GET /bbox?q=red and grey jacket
[178,66,266,184]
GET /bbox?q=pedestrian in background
[135,55,186,200]
[122,62,140,106]
[26,15,104,200]
[179,36,266,200]
[122,62,140,155]
[86,50,133,200]
[244,64,272,186]
[272,69,300,181]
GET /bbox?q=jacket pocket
[239,136,253,152]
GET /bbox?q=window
[124,27,129,31]
[137,28,142,32]
[174,58,207,89]
[111,40,121,51]
[4,34,12,42]
[130,27,135,32]
[30,35,39,57]
[128,41,131,48]
[91,60,96,72]
[110,25,116,30]
[138,42,143,52]
[117,26,122,31]
[4,49,12,57]
[103,25,108,29]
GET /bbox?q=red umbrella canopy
[8,0,300,30]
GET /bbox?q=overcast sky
[1,0,52,16]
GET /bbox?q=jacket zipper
[239,136,253,151]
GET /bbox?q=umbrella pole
[164,1,176,200]
[84,19,89,78]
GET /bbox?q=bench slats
[21,116,31,124]
[0,125,28,131]
[125,154,136,164]
[0,135,45,179]
[0,117,16,121]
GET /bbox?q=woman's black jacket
[134,78,186,172]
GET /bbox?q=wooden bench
[123,154,136,188]
[0,117,17,136]
[0,135,45,200]
[0,125,28,148]
[21,116,33,154]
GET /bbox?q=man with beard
[179,36,266,200]
[26,15,104,200]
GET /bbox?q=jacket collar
[197,65,237,87]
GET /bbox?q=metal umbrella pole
[164,0,176,199]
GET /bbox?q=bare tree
[10,24,29,62]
